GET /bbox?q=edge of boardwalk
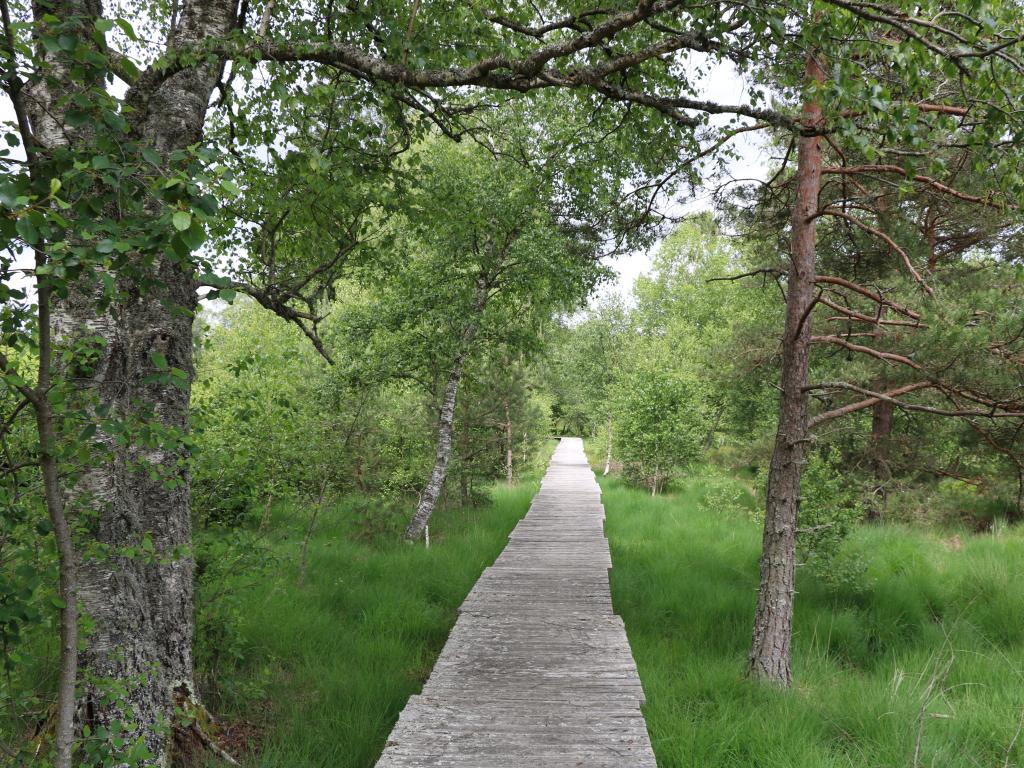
[375,437,656,767]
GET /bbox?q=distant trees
[335,140,605,540]
[612,359,706,495]
[3,0,1024,760]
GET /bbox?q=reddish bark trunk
[748,52,825,686]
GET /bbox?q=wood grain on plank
[375,437,656,767]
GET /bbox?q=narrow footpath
[376,437,656,767]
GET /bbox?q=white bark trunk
[405,278,489,540]
[404,349,470,540]
[24,1,237,763]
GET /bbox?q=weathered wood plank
[375,437,656,767]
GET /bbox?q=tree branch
[811,335,922,368]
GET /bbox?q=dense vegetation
[604,474,1024,768]
[2,0,1024,766]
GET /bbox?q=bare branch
[811,334,922,368]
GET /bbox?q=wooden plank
[375,437,656,767]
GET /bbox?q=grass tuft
[204,481,539,767]
[603,472,1024,768]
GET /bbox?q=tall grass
[602,473,1024,768]
[204,480,539,767]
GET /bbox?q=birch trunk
[405,347,472,540]
[24,1,237,763]
[405,278,489,540]
[747,52,824,687]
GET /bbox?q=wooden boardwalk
[376,437,656,767]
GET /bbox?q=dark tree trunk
[868,395,893,519]
[505,399,514,485]
[867,302,892,520]
[603,415,613,476]
[870,398,894,465]
[24,1,237,763]
[747,52,825,687]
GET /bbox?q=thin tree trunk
[505,399,514,485]
[867,302,892,520]
[1016,468,1024,524]
[748,51,825,687]
[405,277,489,540]
[603,415,613,476]
[11,11,81,763]
[35,280,77,768]
[405,348,471,540]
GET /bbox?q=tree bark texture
[869,394,893,502]
[405,347,472,540]
[505,399,514,485]
[25,1,237,763]
[405,278,489,540]
[747,52,825,687]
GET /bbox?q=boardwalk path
[376,437,656,767]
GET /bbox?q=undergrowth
[602,472,1024,768]
[194,479,541,767]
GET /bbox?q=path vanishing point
[376,437,657,767]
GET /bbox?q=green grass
[203,479,540,767]
[602,473,1024,768]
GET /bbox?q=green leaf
[180,221,206,250]
[65,109,91,127]
[115,18,138,40]
[172,211,191,231]
[15,217,38,245]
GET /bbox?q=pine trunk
[747,52,825,687]
[870,375,894,476]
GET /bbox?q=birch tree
[2,1,1023,762]
[337,139,605,540]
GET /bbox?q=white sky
[599,60,772,300]
[2,44,769,308]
